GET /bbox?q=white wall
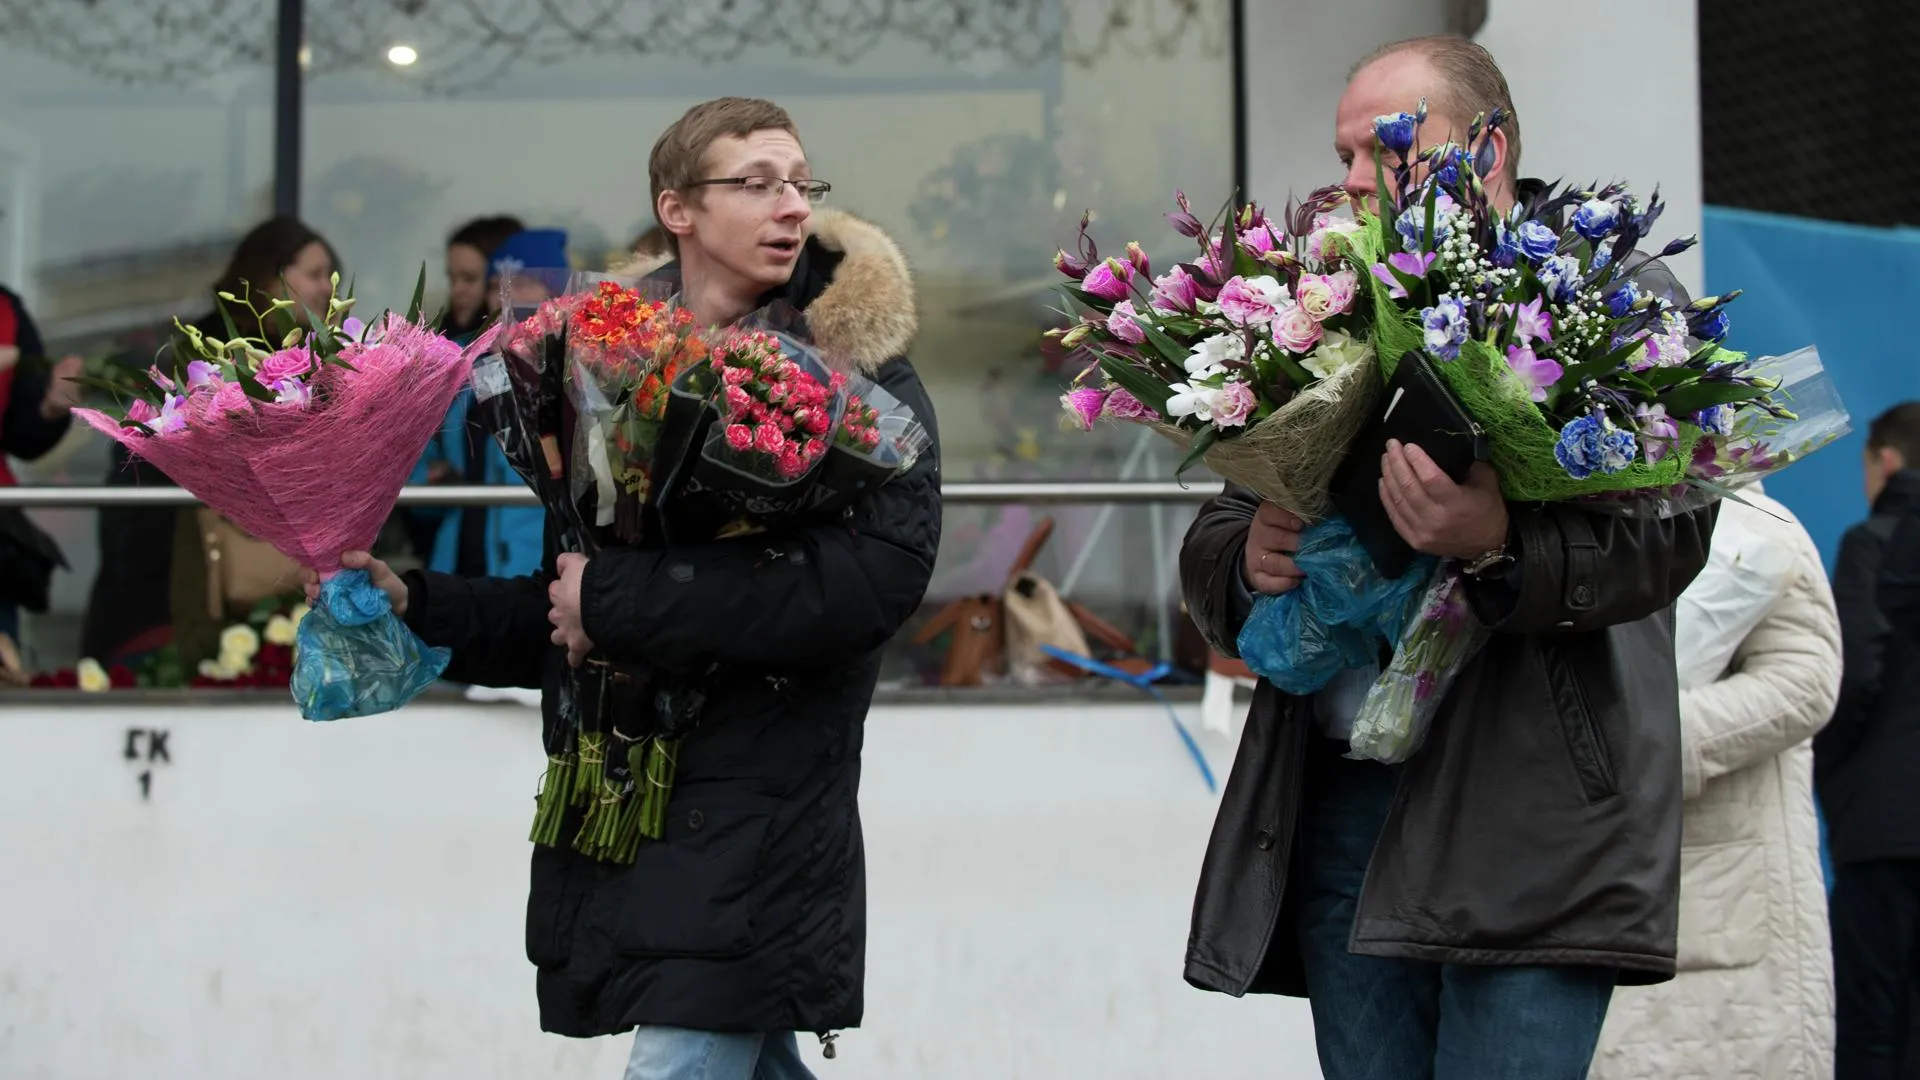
[1244,1,1705,294]
[1476,2,1705,292]
[0,700,1320,1080]
[1241,0,1448,204]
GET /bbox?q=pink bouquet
[73,271,501,720]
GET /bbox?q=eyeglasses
[686,176,832,205]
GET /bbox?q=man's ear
[657,189,695,241]
[1474,128,1508,180]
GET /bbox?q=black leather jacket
[1180,484,1715,996]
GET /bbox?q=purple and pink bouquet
[1050,189,1387,520]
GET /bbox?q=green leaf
[1176,425,1221,477]
[1060,285,1113,315]
[216,294,244,345]
[1137,320,1195,370]
[405,263,428,324]
[238,373,277,404]
[1373,153,1394,253]
[1658,381,1768,416]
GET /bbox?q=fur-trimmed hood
[609,208,917,376]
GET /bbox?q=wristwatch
[1462,536,1517,579]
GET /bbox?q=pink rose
[754,424,786,455]
[1211,380,1257,429]
[725,424,754,452]
[1081,258,1135,302]
[721,365,752,386]
[804,438,827,461]
[1217,275,1288,328]
[256,348,313,386]
[776,447,805,479]
[723,385,753,418]
[803,407,831,436]
[1294,271,1358,322]
[1272,302,1324,354]
[1105,300,1146,344]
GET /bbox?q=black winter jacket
[1816,468,1920,866]
[1181,486,1714,995]
[403,210,939,1041]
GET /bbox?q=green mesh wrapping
[1353,210,1733,504]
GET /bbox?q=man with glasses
[323,97,939,1079]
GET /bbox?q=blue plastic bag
[1236,517,1434,696]
[291,569,451,721]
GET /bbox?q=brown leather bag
[912,519,1060,686]
[194,508,300,619]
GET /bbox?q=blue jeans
[623,1028,816,1080]
[1294,740,1615,1080]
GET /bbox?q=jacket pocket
[1675,838,1769,971]
[587,790,776,959]
[1541,644,1618,802]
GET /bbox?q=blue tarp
[1703,205,1920,570]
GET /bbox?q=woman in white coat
[1591,485,1842,1079]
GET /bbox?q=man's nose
[774,184,812,220]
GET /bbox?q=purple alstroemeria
[185,360,222,388]
[1504,344,1564,402]
[1636,403,1679,463]
[1081,258,1135,302]
[1512,295,1554,347]
[1370,251,1436,299]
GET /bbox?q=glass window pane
[0,3,276,671]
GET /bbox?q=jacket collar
[1875,468,1920,518]
[608,209,916,377]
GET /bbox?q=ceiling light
[386,44,418,66]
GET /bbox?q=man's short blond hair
[1352,36,1522,179]
[647,97,800,255]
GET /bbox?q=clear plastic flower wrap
[1346,567,1491,763]
[1569,345,1852,519]
[652,329,847,543]
[291,569,451,722]
[1236,516,1432,696]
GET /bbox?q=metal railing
[0,481,1218,509]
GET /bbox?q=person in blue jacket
[409,225,566,579]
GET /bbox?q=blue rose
[1514,220,1558,263]
[1492,224,1522,269]
[1555,413,1640,480]
[1572,198,1620,242]
[1536,254,1583,303]
[1373,111,1419,157]
[1598,424,1639,473]
[1694,308,1731,342]
[1606,281,1641,317]
[1555,414,1604,480]
[1421,295,1470,362]
[1432,144,1465,188]
[1590,238,1616,272]
[1695,405,1735,436]
[1395,203,1453,251]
